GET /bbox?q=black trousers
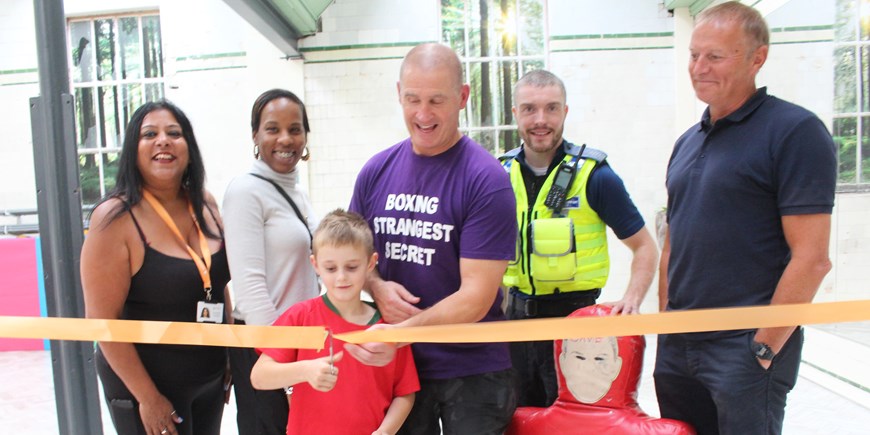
[397,369,517,435]
[96,347,225,435]
[229,328,289,435]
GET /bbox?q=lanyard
[141,190,213,299]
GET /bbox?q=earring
[253,143,260,159]
[301,146,310,161]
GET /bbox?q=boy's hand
[372,430,393,435]
[306,351,343,392]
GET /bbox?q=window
[68,13,165,204]
[834,0,870,189]
[441,0,546,155]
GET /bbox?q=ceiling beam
[271,0,333,36]
[222,0,302,58]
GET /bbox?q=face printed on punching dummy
[559,337,622,404]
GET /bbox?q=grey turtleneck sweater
[222,159,320,325]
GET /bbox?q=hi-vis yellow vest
[500,144,610,296]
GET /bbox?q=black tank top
[124,206,231,384]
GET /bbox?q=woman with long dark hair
[81,100,231,435]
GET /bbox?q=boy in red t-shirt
[251,209,419,435]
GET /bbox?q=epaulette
[499,147,522,162]
[566,144,607,164]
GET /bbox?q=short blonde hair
[514,69,566,104]
[696,1,769,51]
[312,208,375,256]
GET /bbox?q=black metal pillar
[30,0,103,433]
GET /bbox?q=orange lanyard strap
[142,190,213,298]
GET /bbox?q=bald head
[396,43,469,156]
[400,43,464,92]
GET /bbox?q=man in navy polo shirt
[654,2,837,434]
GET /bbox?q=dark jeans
[654,328,803,435]
[506,288,599,407]
[229,339,289,435]
[397,369,517,435]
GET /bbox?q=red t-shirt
[258,296,419,435]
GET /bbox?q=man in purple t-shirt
[347,42,518,435]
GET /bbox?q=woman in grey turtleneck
[223,89,320,435]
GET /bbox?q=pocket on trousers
[108,398,142,434]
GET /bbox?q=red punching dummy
[507,304,695,435]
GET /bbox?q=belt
[507,288,600,319]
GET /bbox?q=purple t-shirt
[350,136,517,380]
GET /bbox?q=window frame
[440,0,549,156]
[833,0,870,191]
[67,11,166,204]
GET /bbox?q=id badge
[196,301,224,323]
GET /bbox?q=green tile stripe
[771,25,833,33]
[551,32,673,41]
[300,41,434,53]
[175,51,246,62]
[305,55,405,64]
[801,359,870,394]
[551,38,829,53]
[773,39,832,45]
[551,45,673,53]
[0,68,38,75]
[175,65,248,73]
[551,26,831,42]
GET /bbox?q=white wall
[0,0,39,215]
[550,0,672,35]
[304,0,439,47]
[299,0,440,213]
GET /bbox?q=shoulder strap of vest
[566,143,607,167]
[499,143,607,170]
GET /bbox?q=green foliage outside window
[834,0,870,187]
[69,13,164,205]
[441,0,545,155]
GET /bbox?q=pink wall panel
[0,238,44,351]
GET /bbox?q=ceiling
[221,0,333,58]
[228,0,789,58]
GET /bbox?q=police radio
[544,144,585,215]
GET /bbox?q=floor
[1,326,869,434]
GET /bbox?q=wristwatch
[751,341,776,361]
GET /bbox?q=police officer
[501,69,658,408]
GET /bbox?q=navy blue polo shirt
[665,88,836,325]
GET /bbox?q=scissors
[328,329,335,375]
